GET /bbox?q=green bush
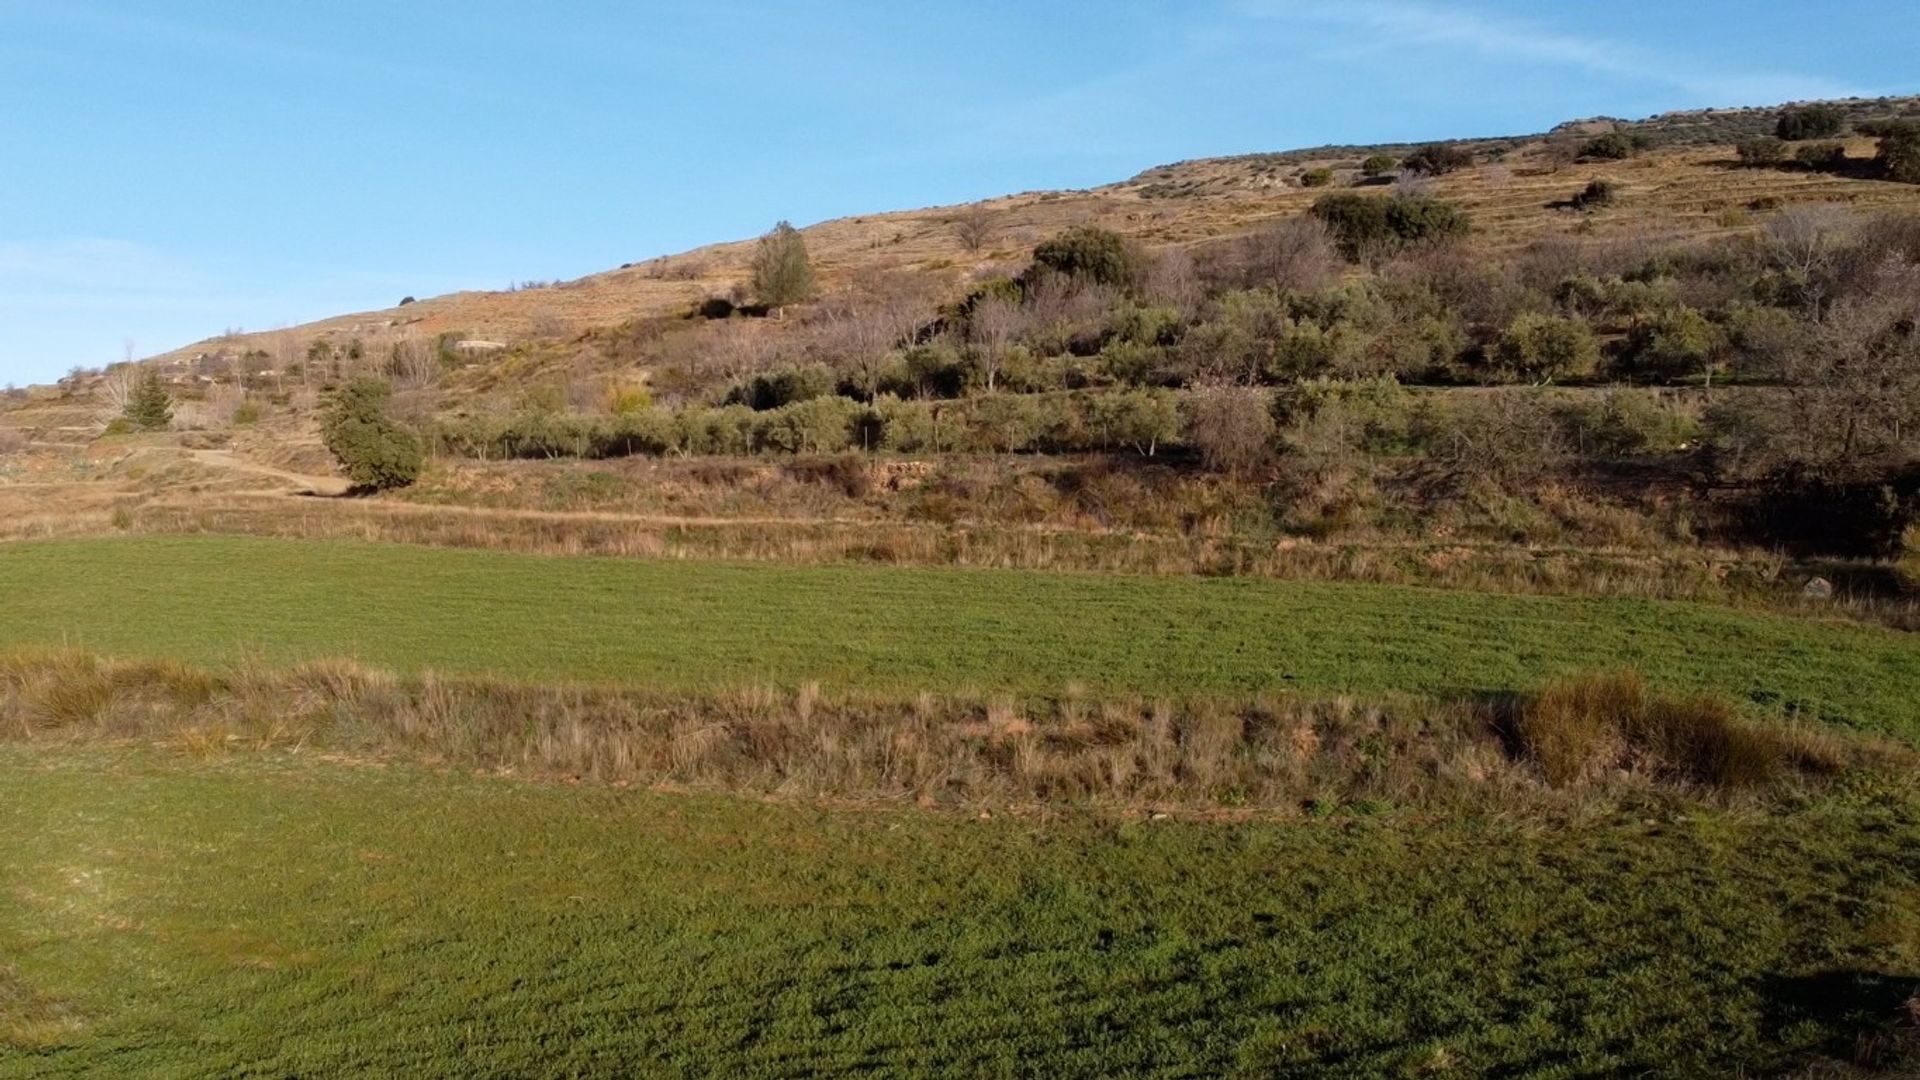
[1299,167,1334,188]
[1030,225,1137,289]
[321,378,425,491]
[731,365,834,410]
[1400,143,1473,176]
[1579,132,1638,161]
[1557,391,1701,457]
[1875,121,1920,184]
[231,401,262,427]
[1360,154,1398,177]
[1735,137,1787,167]
[1625,307,1723,382]
[756,396,863,453]
[1568,178,1620,210]
[1309,193,1470,258]
[1793,142,1846,170]
[1089,389,1181,455]
[1776,104,1844,141]
[1494,314,1601,382]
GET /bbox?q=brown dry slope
[111,98,1920,385]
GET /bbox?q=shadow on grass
[1763,970,1920,1075]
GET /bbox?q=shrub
[1558,391,1700,457]
[1494,313,1600,382]
[1793,142,1846,170]
[1876,121,1920,184]
[1735,136,1787,167]
[757,396,862,454]
[1901,526,1920,592]
[1567,177,1620,210]
[1579,132,1638,161]
[751,221,815,309]
[1400,142,1473,176]
[965,394,1050,453]
[1512,672,1819,791]
[605,381,653,416]
[1089,388,1181,455]
[321,378,425,491]
[231,400,263,426]
[1299,167,1334,188]
[1625,307,1723,381]
[1309,193,1470,258]
[731,365,834,411]
[1360,154,1398,177]
[1775,104,1844,141]
[1031,225,1137,289]
[122,371,173,431]
[1184,385,1274,474]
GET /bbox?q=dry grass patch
[0,651,1876,813]
[1506,671,1844,790]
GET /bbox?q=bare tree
[954,204,995,253]
[1766,205,1856,315]
[1231,217,1341,294]
[100,363,141,419]
[1140,246,1202,313]
[821,270,933,399]
[708,318,773,383]
[1185,385,1275,475]
[966,292,1026,392]
[385,333,439,391]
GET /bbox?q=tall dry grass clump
[0,651,1869,812]
[1508,671,1842,791]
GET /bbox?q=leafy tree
[321,377,425,492]
[751,221,816,310]
[1030,225,1137,289]
[1494,313,1600,382]
[1400,143,1473,176]
[1775,104,1844,141]
[121,370,174,431]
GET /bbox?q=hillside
[5,94,1911,428]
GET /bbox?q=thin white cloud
[1237,0,1867,104]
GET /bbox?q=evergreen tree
[123,371,174,431]
[321,377,424,491]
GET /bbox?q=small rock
[1802,576,1834,599]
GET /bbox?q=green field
[2,747,1915,1077]
[1,536,1916,731]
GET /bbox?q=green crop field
[2,747,1916,1077]
[2,536,1917,732]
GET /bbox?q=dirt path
[187,450,353,496]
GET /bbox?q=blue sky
[2,0,1913,385]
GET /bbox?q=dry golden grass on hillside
[97,138,1920,392]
